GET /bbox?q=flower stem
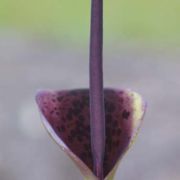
[89,0,105,179]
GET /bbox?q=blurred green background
[0,0,180,44]
[0,1,180,180]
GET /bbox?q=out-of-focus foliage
[0,0,180,42]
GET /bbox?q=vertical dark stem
[89,0,105,179]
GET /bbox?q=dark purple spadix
[36,88,146,179]
[89,0,104,178]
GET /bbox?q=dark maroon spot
[115,140,120,147]
[116,128,122,135]
[51,98,56,103]
[106,114,112,123]
[84,144,90,151]
[78,115,84,122]
[67,135,73,142]
[61,125,66,131]
[105,102,115,113]
[57,96,63,102]
[57,125,66,133]
[73,100,79,106]
[55,111,60,116]
[112,120,118,127]
[122,110,130,119]
[80,152,88,160]
[66,114,73,121]
[77,136,83,142]
[72,107,81,116]
[50,110,54,115]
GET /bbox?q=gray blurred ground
[0,31,180,180]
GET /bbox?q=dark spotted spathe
[36,89,133,177]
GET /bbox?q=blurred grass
[0,0,180,43]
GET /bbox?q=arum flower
[36,0,146,179]
[36,89,146,180]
